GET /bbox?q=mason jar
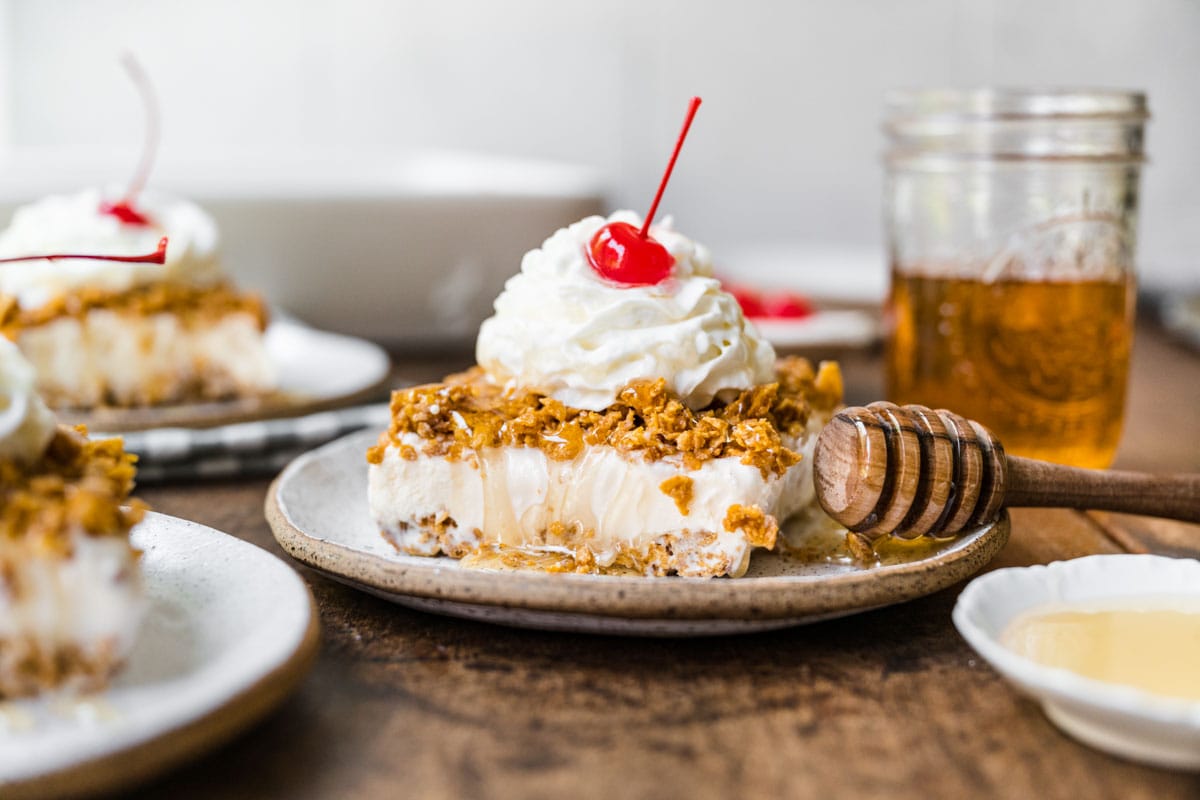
[883,88,1148,468]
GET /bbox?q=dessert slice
[0,340,146,697]
[0,189,275,407]
[367,98,843,578]
[368,357,841,578]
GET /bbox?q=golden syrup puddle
[870,533,961,566]
[459,544,644,576]
[460,545,580,574]
[779,507,962,568]
[1002,605,1200,702]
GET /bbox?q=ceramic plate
[954,555,1200,770]
[754,310,879,355]
[1161,293,1200,352]
[61,317,391,432]
[267,429,1009,637]
[0,513,320,800]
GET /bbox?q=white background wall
[0,0,1196,289]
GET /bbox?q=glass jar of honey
[884,89,1148,468]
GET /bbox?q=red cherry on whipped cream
[587,96,702,286]
[0,237,168,265]
[587,221,674,285]
[99,54,159,228]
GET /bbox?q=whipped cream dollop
[0,338,57,462]
[476,211,776,411]
[0,188,223,310]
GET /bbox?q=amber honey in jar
[883,89,1147,468]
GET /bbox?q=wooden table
[128,320,1200,800]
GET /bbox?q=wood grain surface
[122,323,1200,800]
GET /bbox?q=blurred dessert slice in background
[0,57,274,409]
[0,188,275,408]
[0,339,146,697]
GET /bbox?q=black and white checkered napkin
[101,402,392,483]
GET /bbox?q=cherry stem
[118,53,160,206]
[639,96,702,239]
[0,237,168,265]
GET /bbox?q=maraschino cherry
[0,237,168,265]
[587,97,702,286]
[99,54,159,227]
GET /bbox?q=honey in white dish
[1002,606,1200,702]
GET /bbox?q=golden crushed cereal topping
[659,475,694,516]
[0,426,146,556]
[0,635,126,699]
[457,534,730,578]
[368,357,842,479]
[0,281,269,338]
[723,504,779,549]
[380,512,478,559]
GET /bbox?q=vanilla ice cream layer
[476,211,776,411]
[0,188,222,311]
[15,310,275,407]
[368,421,824,578]
[0,532,144,675]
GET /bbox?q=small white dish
[953,555,1200,770]
[64,315,391,432]
[0,513,320,798]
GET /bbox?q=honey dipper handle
[1005,456,1200,523]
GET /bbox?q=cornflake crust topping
[368,356,842,479]
[460,533,730,578]
[0,281,269,338]
[723,504,779,549]
[659,475,694,516]
[0,425,146,558]
[0,636,126,698]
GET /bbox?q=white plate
[953,555,1200,770]
[1161,293,1200,352]
[722,243,888,307]
[64,316,391,432]
[753,310,879,353]
[264,314,391,399]
[267,430,1008,637]
[0,513,320,799]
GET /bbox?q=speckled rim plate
[0,513,320,800]
[59,316,391,432]
[267,429,1010,636]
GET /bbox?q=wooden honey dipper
[813,401,1200,541]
